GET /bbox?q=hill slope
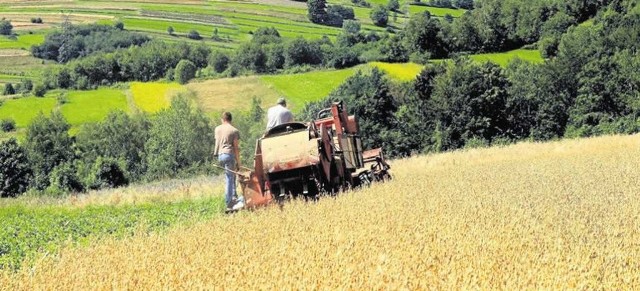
[2,134,639,288]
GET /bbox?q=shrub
[174,59,197,84]
[30,17,43,24]
[167,26,174,35]
[187,30,201,40]
[3,83,15,95]
[85,157,129,190]
[24,111,74,190]
[1,118,16,132]
[387,0,400,11]
[114,21,124,30]
[33,83,47,97]
[0,19,12,35]
[208,51,230,73]
[0,138,32,197]
[48,162,84,193]
[370,5,389,27]
[145,94,214,180]
[20,79,33,93]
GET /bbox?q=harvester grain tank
[237,101,391,208]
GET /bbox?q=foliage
[42,41,209,90]
[307,0,329,24]
[3,83,15,96]
[0,118,16,132]
[167,26,174,35]
[145,95,214,180]
[387,0,400,12]
[0,139,31,198]
[24,111,74,190]
[48,162,83,194]
[31,23,150,63]
[187,30,201,40]
[370,5,389,27]
[32,83,47,97]
[84,157,129,190]
[174,59,197,84]
[0,20,12,36]
[75,110,150,181]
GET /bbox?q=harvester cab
[237,101,391,209]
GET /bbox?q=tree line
[0,94,217,198]
[302,1,640,156]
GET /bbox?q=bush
[0,138,32,198]
[24,111,74,190]
[328,5,355,20]
[48,162,84,193]
[351,0,371,8]
[0,19,12,35]
[145,94,214,180]
[1,118,16,132]
[3,83,15,95]
[75,110,150,182]
[187,30,201,40]
[370,5,389,27]
[114,21,124,30]
[20,79,33,93]
[85,157,129,190]
[32,83,47,97]
[167,26,174,35]
[387,0,400,11]
[30,17,43,24]
[174,59,197,84]
[208,51,230,73]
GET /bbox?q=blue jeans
[218,153,236,208]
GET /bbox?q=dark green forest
[1,0,639,198]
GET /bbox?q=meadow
[468,48,544,67]
[130,82,184,113]
[370,61,424,81]
[1,134,638,288]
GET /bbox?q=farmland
[1,134,639,288]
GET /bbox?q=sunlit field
[130,82,184,113]
[370,62,424,81]
[2,134,638,288]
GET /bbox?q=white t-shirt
[266,105,293,130]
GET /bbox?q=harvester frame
[237,101,391,208]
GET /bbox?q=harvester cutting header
[238,101,391,208]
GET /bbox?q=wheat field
[2,135,639,289]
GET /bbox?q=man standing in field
[214,111,243,211]
[266,97,294,130]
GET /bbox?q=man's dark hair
[222,111,232,122]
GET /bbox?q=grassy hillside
[1,134,638,287]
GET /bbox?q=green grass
[131,82,184,113]
[468,49,544,67]
[0,33,45,50]
[370,62,424,82]
[260,67,359,111]
[59,89,128,126]
[408,4,466,17]
[0,97,56,128]
[0,196,224,270]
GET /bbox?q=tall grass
[2,134,639,288]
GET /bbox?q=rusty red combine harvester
[237,101,391,208]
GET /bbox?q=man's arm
[233,135,240,170]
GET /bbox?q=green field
[469,49,544,67]
[409,5,467,17]
[60,89,128,126]
[0,195,224,270]
[0,96,57,128]
[0,33,45,50]
[260,67,360,110]
[370,62,424,81]
[130,82,183,113]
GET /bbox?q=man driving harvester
[214,111,244,212]
[266,97,293,130]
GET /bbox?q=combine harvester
[236,101,391,209]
